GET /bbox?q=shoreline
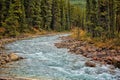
[0,32,119,80]
[0,32,48,67]
[55,36,120,68]
[0,32,69,79]
[0,31,68,67]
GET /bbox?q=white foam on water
[2,34,120,80]
[50,66,71,75]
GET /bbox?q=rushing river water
[0,34,120,80]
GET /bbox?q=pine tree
[86,0,97,37]
[41,0,52,30]
[0,0,11,27]
[86,0,91,33]
[3,0,23,37]
[0,0,3,27]
[60,0,66,31]
[65,0,71,30]
[51,0,61,31]
[33,0,41,29]
[90,0,97,37]
[115,0,120,34]
[24,0,41,29]
[19,0,27,33]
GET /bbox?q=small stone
[85,61,96,67]
[1,60,6,65]
[110,50,116,53]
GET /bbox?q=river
[0,34,120,80]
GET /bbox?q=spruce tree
[24,0,42,31]
[51,0,61,31]
[60,0,66,31]
[115,0,120,34]
[3,0,23,37]
[65,0,71,30]
[41,0,52,30]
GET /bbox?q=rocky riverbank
[0,33,44,67]
[0,37,25,67]
[0,53,23,67]
[55,36,120,68]
[0,32,67,67]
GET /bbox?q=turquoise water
[0,34,120,80]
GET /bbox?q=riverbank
[0,30,68,67]
[0,33,120,80]
[0,31,47,67]
[55,36,120,68]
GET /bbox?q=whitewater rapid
[0,34,120,80]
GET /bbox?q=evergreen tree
[60,0,66,31]
[3,0,23,36]
[0,0,3,27]
[51,0,61,31]
[41,0,52,30]
[19,0,27,33]
[24,0,41,30]
[115,0,120,34]
[86,0,91,32]
[65,0,71,30]
[90,0,97,37]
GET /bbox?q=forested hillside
[85,0,120,39]
[70,0,120,49]
[0,0,81,38]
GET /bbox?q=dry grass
[94,38,120,49]
[71,28,92,41]
[71,28,120,49]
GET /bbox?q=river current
[0,34,120,80]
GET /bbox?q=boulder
[112,57,120,68]
[85,61,96,67]
[8,53,20,61]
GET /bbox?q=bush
[9,31,20,37]
[71,28,91,41]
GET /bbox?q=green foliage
[85,0,120,39]
[70,0,86,8]
[94,26,104,32]
[41,0,52,30]
[1,0,119,41]
[0,0,76,37]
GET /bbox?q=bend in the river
[0,34,120,80]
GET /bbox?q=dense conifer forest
[0,0,73,37]
[0,0,84,37]
[0,0,120,45]
[85,0,120,39]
